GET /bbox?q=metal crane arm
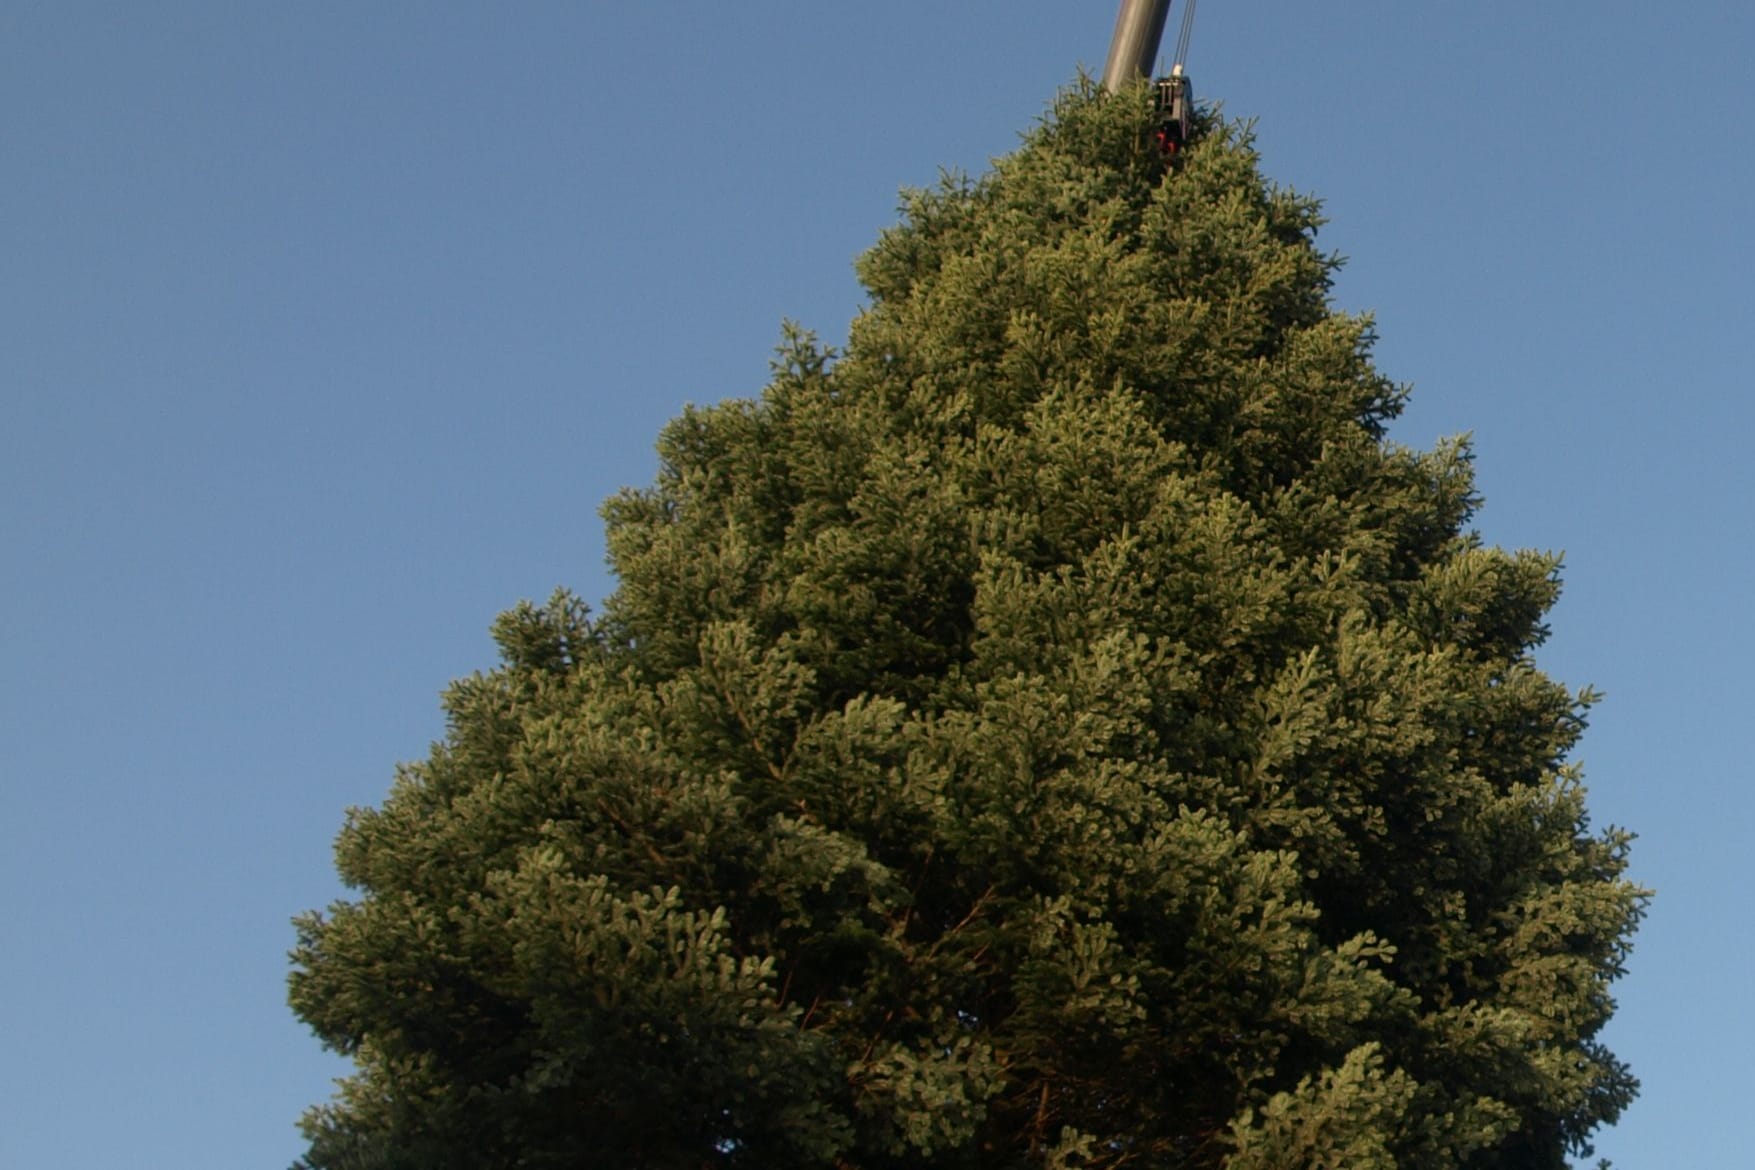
[1101,0,1173,93]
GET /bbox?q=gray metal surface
[1101,0,1173,93]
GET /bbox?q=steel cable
[1173,0,1198,67]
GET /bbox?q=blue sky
[3,3,1745,1166]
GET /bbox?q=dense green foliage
[291,83,1644,1169]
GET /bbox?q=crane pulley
[1153,66,1193,157]
[1101,0,1198,158]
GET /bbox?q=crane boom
[1101,0,1173,93]
[1101,0,1197,160]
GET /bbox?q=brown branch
[896,845,936,937]
[594,798,670,871]
[922,884,997,961]
[1031,1080,1052,1152]
[777,963,795,1007]
[716,678,788,783]
[857,1008,897,1068]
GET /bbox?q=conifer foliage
[291,84,1644,1169]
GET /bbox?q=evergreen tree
[290,82,1645,1169]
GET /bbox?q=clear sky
[3,3,1745,1166]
